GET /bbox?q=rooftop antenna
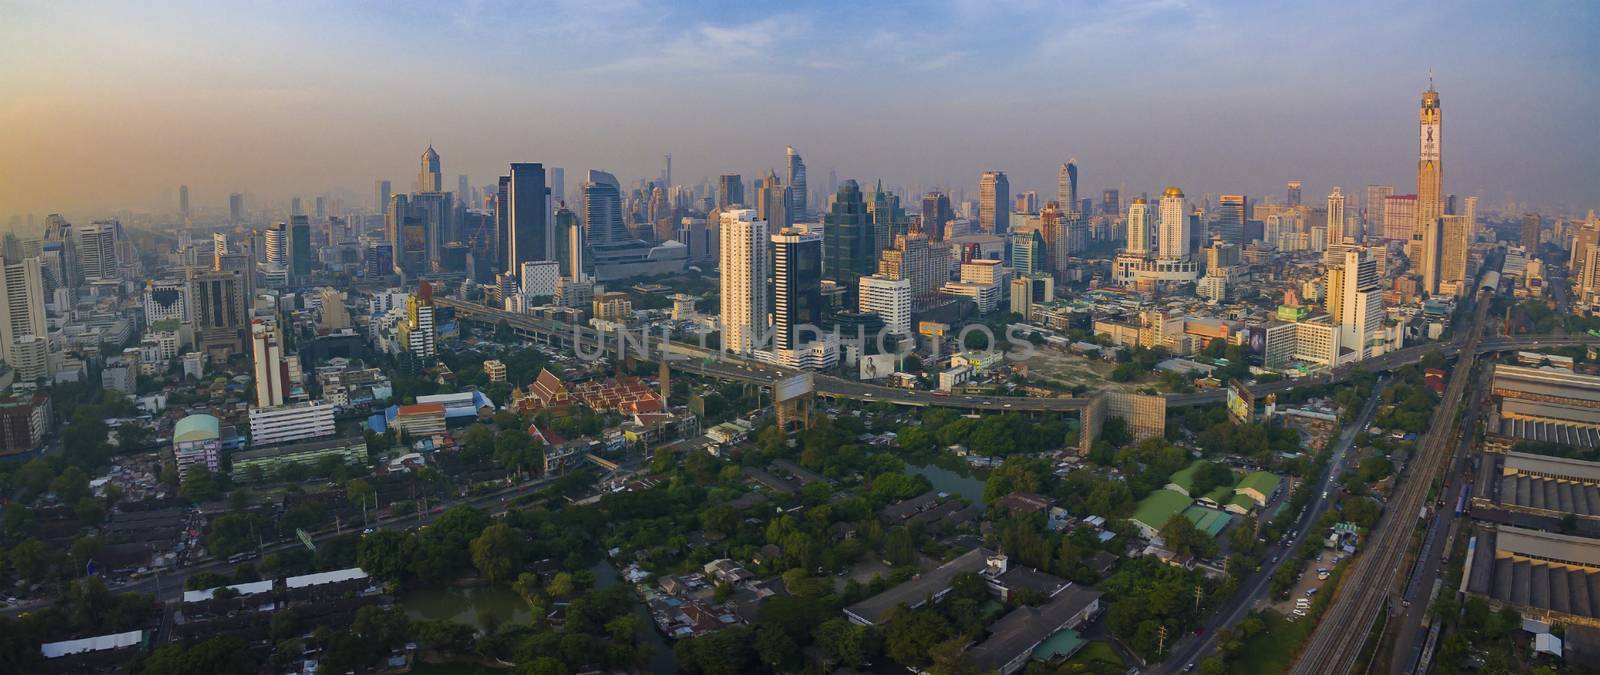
[1428,69,1434,89]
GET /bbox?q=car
[1271,555,1280,564]
[431,506,446,514]
[1306,588,1319,597]
[1292,609,1308,616]
[362,528,375,535]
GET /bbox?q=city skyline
[3,1,1598,219]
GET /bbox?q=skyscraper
[1126,198,1152,255]
[1041,202,1070,282]
[1059,160,1079,216]
[548,168,564,207]
[979,171,1010,235]
[0,258,47,380]
[920,191,952,242]
[1217,195,1247,244]
[78,221,121,282]
[583,170,629,245]
[1101,189,1121,217]
[1365,185,1393,236]
[230,193,244,224]
[822,180,873,302]
[1463,196,1479,241]
[179,185,190,222]
[1287,180,1303,207]
[786,146,807,222]
[1326,188,1347,243]
[1417,83,1443,236]
[1010,229,1045,276]
[662,154,672,189]
[375,180,392,214]
[1438,214,1470,296]
[417,144,442,193]
[458,175,469,205]
[251,320,288,408]
[1157,187,1189,260]
[718,174,744,208]
[1522,213,1541,251]
[771,230,823,352]
[190,265,249,360]
[719,209,769,354]
[507,163,551,273]
[290,215,311,277]
[553,207,583,281]
[1336,248,1383,359]
[265,221,288,268]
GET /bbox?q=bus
[1454,483,1470,516]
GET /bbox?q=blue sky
[2,0,1596,217]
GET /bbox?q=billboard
[1227,378,1254,425]
[859,353,896,380]
[1245,326,1267,365]
[773,373,815,403]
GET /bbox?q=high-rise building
[1417,83,1443,237]
[229,193,244,224]
[251,320,288,407]
[290,197,303,217]
[719,209,769,354]
[290,215,311,277]
[1217,195,1247,244]
[1157,188,1189,260]
[718,174,744,208]
[179,185,190,221]
[661,154,672,190]
[1383,194,1418,241]
[1334,248,1383,359]
[858,274,911,336]
[417,145,442,193]
[1326,188,1348,243]
[1010,229,1045,276]
[920,191,952,242]
[265,221,288,268]
[1126,198,1152,255]
[1041,202,1070,282]
[457,174,469,206]
[374,180,392,214]
[583,170,629,245]
[1365,185,1393,237]
[1059,160,1079,216]
[1522,213,1541,251]
[314,196,326,221]
[771,230,823,352]
[1438,214,1471,296]
[189,265,249,360]
[878,232,935,309]
[979,171,1010,235]
[78,221,121,282]
[1286,180,1303,207]
[1101,189,1121,217]
[399,283,437,359]
[786,146,807,221]
[0,258,47,381]
[822,180,874,302]
[1463,196,1479,240]
[553,207,584,281]
[507,163,551,273]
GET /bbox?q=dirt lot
[1020,348,1147,393]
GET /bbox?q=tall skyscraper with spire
[786,146,807,222]
[1417,80,1443,236]
[417,145,442,193]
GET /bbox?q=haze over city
[3,0,1598,219]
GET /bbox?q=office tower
[229,193,244,224]
[786,146,807,221]
[979,171,1010,235]
[648,186,671,240]
[457,175,469,205]
[251,320,288,407]
[1014,192,1038,215]
[867,181,908,258]
[772,230,823,352]
[1287,180,1303,207]
[858,274,911,336]
[719,174,745,208]
[822,180,873,301]
[553,207,584,281]
[1334,248,1382,358]
[878,233,935,309]
[0,258,47,380]
[312,196,325,221]
[179,185,190,221]
[78,221,121,282]
[1365,185,1393,236]
[265,222,288,268]
[1522,213,1541,251]
[1157,188,1189,260]
[365,244,393,278]
[1463,196,1479,240]
[1417,83,1443,236]
[1126,198,1152,255]
[921,191,952,242]
[1101,189,1121,217]
[290,215,311,277]
[1327,188,1347,243]
[290,197,303,217]
[765,179,793,232]
[417,144,442,193]
[1041,202,1070,281]
[1383,195,1418,241]
[1058,160,1080,216]
[1010,229,1046,276]
[1217,194,1247,244]
[190,266,249,359]
[1437,215,1470,296]
[661,154,672,189]
[719,209,769,354]
[375,180,392,214]
[506,163,551,273]
[492,175,510,265]
[582,170,629,245]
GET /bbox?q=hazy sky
[3,0,1597,220]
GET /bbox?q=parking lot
[1271,548,1345,619]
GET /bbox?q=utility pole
[1158,625,1168,656]
[1194,585,1204,611]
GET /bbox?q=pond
[398,560,676,673]
[907,463,987,507]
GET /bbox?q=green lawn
[1063,640,1124,669]
[1235,612,1312,674]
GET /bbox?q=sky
[2,0,1597,221]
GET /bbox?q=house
[1131,489,1192,539]
[993,491,1054,515]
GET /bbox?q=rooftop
[844,548,989,625]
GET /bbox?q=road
[1154,377,1387,674]
[1290,289,1493,675]
[437,297,1598,413]
[1389,360,1493,673]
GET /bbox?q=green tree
[813,618,870,667]
[469,522,525,584]
[180,470,218,502]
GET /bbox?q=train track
[1290,290,1492,675]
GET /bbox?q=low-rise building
[231,436,367,478]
